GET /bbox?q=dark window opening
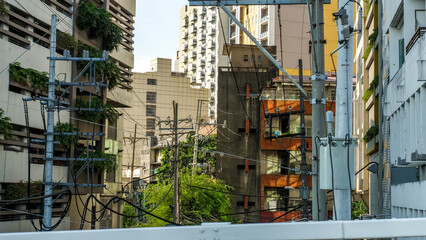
[146,105,156,117]
[146,118,156,130]
[147,78,157,85]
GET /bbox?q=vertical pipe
[43,14,57,230]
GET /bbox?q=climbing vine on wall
[76,1,122,52]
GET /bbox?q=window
[147,78,157,85]
[146,118,156,130]
[258,55,262,63]
[398,39,405,68]
[146,92,157,103]
[243,55,248,61]
[146,131,155,136]
[146,105,156,117]
[250,55,255,62]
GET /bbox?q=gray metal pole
[43,14,57,230]
[192,100,201,167]
[377,0,384,215]
[310,0,328,221]
[219,5,309,99]
[129,124,137,200]
[173,102,181,224]
[334,0,354,220]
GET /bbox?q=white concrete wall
[392,181,426,218]
[0,217,70,233]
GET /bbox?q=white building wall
[392,181,426,218]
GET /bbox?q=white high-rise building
[177,6,229,121]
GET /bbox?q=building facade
[176,5,229,121]
[122,58,209,184]
[383,0,426,217]
[0,0,136,231]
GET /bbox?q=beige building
[0,0,135,231]
[123,58,209,184]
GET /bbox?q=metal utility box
[318,137,355,190]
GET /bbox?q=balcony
[181,43,188,51]
[189,25,197,34]
[197,20,206,29]
[188,63,196,72]
[207,54,215,62]
[260,15,269,24]
[180,56,187,63]
[406,27,425,54]
[189,51,197,59]
[207,27,216,36]
[208,14,216,22]
[181,31,188,39]
[198,46,206,54]
[207,67,215,76]
[260,31,268,39]
[189,12,197,22]
[189,38,197,46]
[197,71,205,80]
[199,34,206,42]
[198,7,207,16]
[207,40,215,49]
[182,17,188,28]
[198,59,205,67]
[230,31,237,39]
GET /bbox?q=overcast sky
[133,1,188,73]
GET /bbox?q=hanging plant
[363,124,379,142]
[9,62,49,90]
[0,0,8,16]
[75,97,119,124]
[77,44,120,90]
[57,30,77,52]
[76,1,123,52]
[54,122,79,147]
[0,108,13,139]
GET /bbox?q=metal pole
[219,5,309,99]
[377,0,384,215]
[334,0,354,220]
[129,124,137,200]
[192,100,201,167]
[298,59,309,219]
[173,102,181,224]
[43,14,57,230]
[310,0,328,221]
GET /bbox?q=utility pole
[310,0,328,221]
[172,101,181,224]
[298,59,309,219]
[43,14,57,230]
[129,124,137,200]
[332,0,354,220]
[192,100,204,167]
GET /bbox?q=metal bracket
[310,98,326,105]
[309,74,328,81]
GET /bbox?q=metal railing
[406,27,425,54]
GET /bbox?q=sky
[133,0,189,73]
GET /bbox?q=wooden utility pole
[172,101,181,224]
[129,124,137,200]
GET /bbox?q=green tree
[352,200,369,219]
[131,169,235,227]
[157,134,217,181]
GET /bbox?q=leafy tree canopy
[157,134,217,181]
[127,168,235,227]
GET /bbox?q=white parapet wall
[392,181,426,218]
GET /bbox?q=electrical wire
[328,133,337,220]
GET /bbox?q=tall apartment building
[122,58,209,184]
[0,0,136,231]
[382,0,426,218]
[176,5,229,121]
